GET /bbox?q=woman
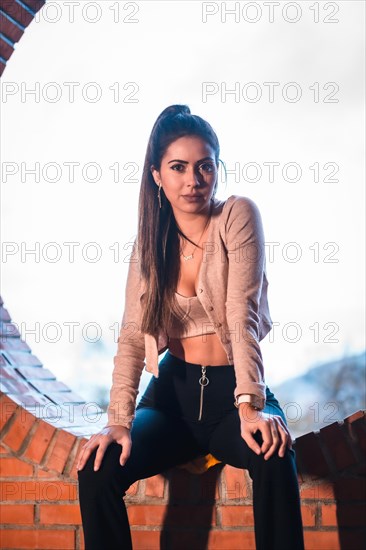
[77,105,305,550]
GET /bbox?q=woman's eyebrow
[196,157,215,163]
[167,156,214,165]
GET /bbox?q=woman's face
[151,135,218,216]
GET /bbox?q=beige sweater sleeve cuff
[234,393,265,410]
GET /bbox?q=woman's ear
[150,165,160,186]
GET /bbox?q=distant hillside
[271,351,366,438]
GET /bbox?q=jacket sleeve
[106,238,146,430]
[224,196,267,409]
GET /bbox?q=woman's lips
[182,195,204,202]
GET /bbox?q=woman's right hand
[77,425,132,472]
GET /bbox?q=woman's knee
[78,442,130,496]
[250,445,298,482]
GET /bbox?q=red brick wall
[1,295,366,549]
[0,0,46,76]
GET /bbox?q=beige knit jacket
[107,194,273,429]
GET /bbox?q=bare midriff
[169,217,231,366]
[168,333,230,366]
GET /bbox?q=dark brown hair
[137,104,220,336]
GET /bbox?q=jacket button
[215,322,222,328]
[208,306,214,311]
[199,288,203,293]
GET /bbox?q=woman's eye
[171,164,185,172]
[199,162,215,173]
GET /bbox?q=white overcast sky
[1,1,365,402]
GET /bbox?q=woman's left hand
[238,402,293,460]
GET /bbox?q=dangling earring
[157,182,162,209]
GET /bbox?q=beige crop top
[167,292,217,339]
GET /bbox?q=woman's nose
[186,167,203,186]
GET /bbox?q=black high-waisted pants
[78,351,305,550]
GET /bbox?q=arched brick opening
[1,4,365,548]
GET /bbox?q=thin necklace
[180,203,213,261]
